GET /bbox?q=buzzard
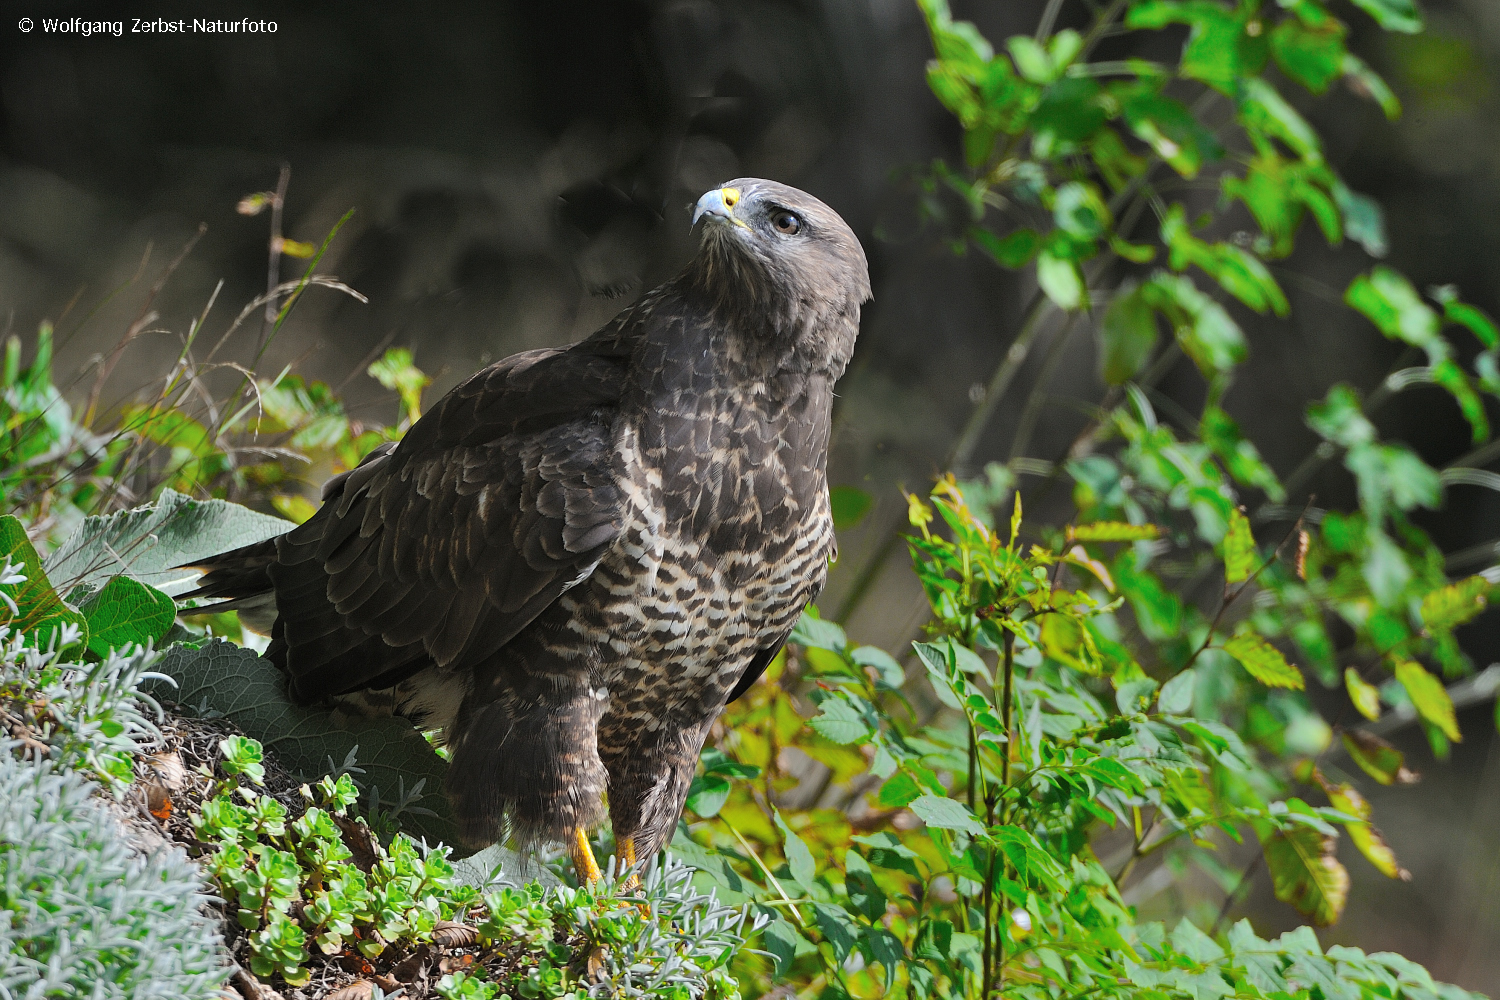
[187,179,870,881]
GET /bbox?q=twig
[260,163,292,350]
[1210,851,1263,936]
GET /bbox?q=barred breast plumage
[183,178,870,870]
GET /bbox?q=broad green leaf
[1332,180,1389,257]
[1270,15,1347,93]
[143,640,460,848]
[759,916,808,976]
[972,227,1041,268]
[79,575,176,658]
[1099,280,1159,384]
[1428,359,1489,443]
[1393,660,1460,741]
[0,514,88,653]
[810,697,874,745]
[1342,53,1402,118]
[1345,267,1444,359]
[851,645,906,688]
[1261,824,1349,926]
[1223,508,1256,583]
[1070,521,1161,542]
[1007,35,1055,84]
[791,610,847,653]
[1224,633,1304,689]
[1037,250,1086,310]
[844,849,887,921]
[1341,731,1418,785]
[908,794,984,836]
[775,811,817,892]
[1200,406,1285,501]
[685,774,731,818]
[1141,272,1246,375]
[1239,77,1322,162]
[1157,667,1196,715]
[1053,181,1111,239]
[1161,204,1289,316]
[813,902,861,962]
[1419,575,1489,631]
[1322,781,1408,880]
[1348,0,1423,33]
[876,770,924,809]
[1433,292,1500,349]
[367,347,430,424]
[1363,529,1413,606]
[1345,668,1382,721]
[829,486,873,530]
[852,832,923,878]
[45,489,291,599]
[1124,92,1222,177]
[1306,385,1375,447]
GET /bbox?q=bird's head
[686,178,871,374]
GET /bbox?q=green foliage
[191,732,753,996]
[0,752,228,998]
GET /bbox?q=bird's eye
[771,210,802,235]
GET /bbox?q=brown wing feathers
[184,336,633,703]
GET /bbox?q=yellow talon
[571,827,602,886]
[620,836,640,890]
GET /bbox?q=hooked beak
[692,186,749,229]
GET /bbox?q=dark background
[3,0,1497,986]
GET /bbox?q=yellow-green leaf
[1223,507,1255,583]
[1341,730,1418,786]
[1393,660,1460,742]
[1068,521,1160,542]
[1344,668,1382,721]
[1323,782,1408,881]
[1261,824,1349,926]
[1224,633,1304,689]
[1419,575,1489,631]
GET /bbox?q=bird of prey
[186,179,871,881]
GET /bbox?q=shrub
[0,750,227,999]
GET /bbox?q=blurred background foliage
[3,0,1500,993]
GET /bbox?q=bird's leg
[619,836,640,891]
[571,826,602,886]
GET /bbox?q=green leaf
[0,514,88,653]
[1007,35,1055,84]
[972,228,1041,268]
[844,849,887,921]
[813,902,861,962]
[1141,272,1247,376]
[1321,781,1408,880]
[1200,406,1285,501]
[908,794,984,836]
[1261,824,1350,926]
[1419,575,1490,631]
[1393,660,1460,741]
[1332,181,1389,257]
[1347,0,1423,33]
[1271,15,1347,93]
[810,697,874,745]
[1037,250,1086,310]
[1223,507,1256,583]
[367,348,431,424]
[45,490,291,599]
[1053,181,1111,239]
[685,774,731,818]
[1434,292,1500,349]
[1345,267,1444,360]
[79,576,177,658]
[791,610,848,653]
[1341,730,1418,785]
[1345,668,1383,721]
[775,811,817,892]
[1306,385,1375,447]
[143,640,460,848]
[1124,92,1223,177]
[1342,53,1402,118]
[1224,633,1304,689]
[829,486,874,531]
[853,832,923,878]
[1099,280,1159,384]
[1239,77,1322,162]
[1157,667,1196,715]
[1161,204,1289,316]
[1429,359,1489,444]
[1071,521,1161,543]
[851,645,906,687]
[877,771,924,809]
